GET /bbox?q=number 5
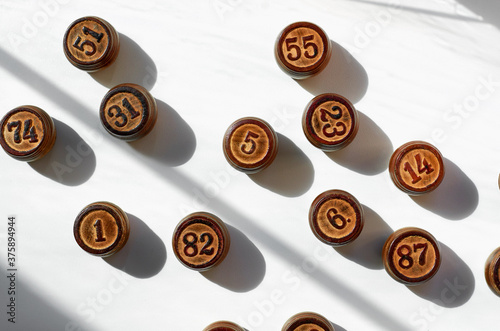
[241,131,259,154]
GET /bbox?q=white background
[1,0,500,330]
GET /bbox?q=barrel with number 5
[275,22,332,79]
[0,106,56,162]
[63,16,120,72]
[382,227,441,285]
[223,117,278,174]
[172,212,230,271]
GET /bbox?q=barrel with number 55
[63,16,119,72]
[383,227,441,285]
[223,117,278,174]
[275,22,332,79]
[0,106,56,162]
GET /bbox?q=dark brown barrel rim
[391,141,445,194]
[282,312,334,331]
[73,203,124,256]
[485,248,500,295]
[99,84,150,137]
[63,16,113,66]
[386,228,441,284]
[223,117,277,172]
[276,22,330,74]
[0,107,46,157]
[303,93,358,149]
[309,190,363,245]
[173,214,228,270]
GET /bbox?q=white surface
[1,0,500,330]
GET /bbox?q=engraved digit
[285,37,301,61]
[302,35,318,59]
[320,106,346,138]
[72,36,96,56]
[413,242,428,266]
[241,130,259,155]
[122,98,140,119]
[183,232,198,257]
[7,121,21,143]
[82,26,104,43]
[326,208,350,230]
[397,244,413,269]
[107,105,128,127]
[22,119,38,143]
[199,233,215,256]
[403,162,422,184]
[93,219,106,242]
[415,154,434,175]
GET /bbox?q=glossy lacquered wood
[0,106,56,162]
[63,16,119,72]
[99,83,157,141]
[383,227,441,285]
[223,117,278,174]
[282,312,335,331]
[302,94,359,151]
[485,247,500,296]
[275,22,331,79]
[203,321,245,331]
[172,212,230,271]
[73,202,130,257]
[309,190,363,246]
[389,141,445,195]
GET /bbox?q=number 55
[285,34,319,61]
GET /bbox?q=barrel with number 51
[63,16,119,72]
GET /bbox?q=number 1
[93,219,106,242]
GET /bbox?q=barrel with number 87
[382,227,441,285]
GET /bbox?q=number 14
[404,154,434,184]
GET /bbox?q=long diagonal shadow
[0,47,410,330]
